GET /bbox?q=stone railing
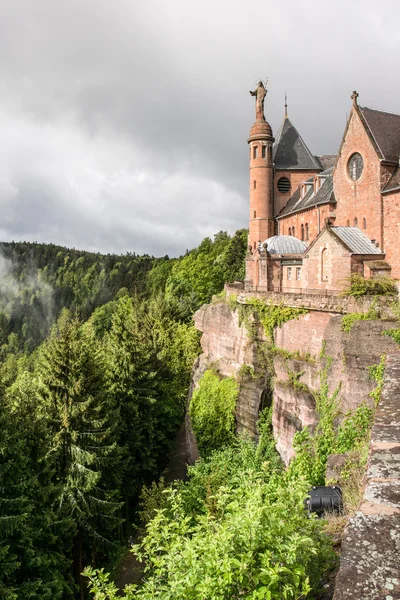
[224,283,398,318]
[333,352,400,599]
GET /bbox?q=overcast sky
[0,0,399,256]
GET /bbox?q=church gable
[333,99,384,247]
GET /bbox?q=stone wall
[226,283,398,318]
[191,297,398,464]
[333,352,400,600]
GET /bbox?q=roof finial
[351,90,359,107]
[284,92,288,118]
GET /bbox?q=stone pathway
[333,352,400,600]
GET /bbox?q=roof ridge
[359,105,400,118]
[358,106,385,160]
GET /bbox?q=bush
[342,274,397,297]
[189,370,238,456]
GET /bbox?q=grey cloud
[0,0,399,255]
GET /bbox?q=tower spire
[284,92,288,118]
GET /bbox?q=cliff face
[191,299,397,464]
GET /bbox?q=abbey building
[245,84,400,293]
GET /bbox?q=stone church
[245,83,400,293]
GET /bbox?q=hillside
[0,230,247,599]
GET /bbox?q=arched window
[363,217,367,229]
[254,211,256,218]
[347,220,350,227]
[301,224,305,241]
[288,227,292,236]
[253,180,256,189]
[292,226,295,237]
[305,223,309,240]
[321,247,328,282]
[354,217,358,227]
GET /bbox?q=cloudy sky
[0,0,399,256]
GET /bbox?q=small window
[288,227,292,236]
[363,217,367,229]
[305,223,309,240]
[292,226,295,237]
[253,146,258,159]
[296,267,301,281]
[262,146,266,158]
[254,241,256,250]
[253,180,256,189]
[254,211,256,218]
[277,177,291,193]
[347,220,350,227]
[301,224,305,241]
[287,267,292,280]
[354,217,358,226]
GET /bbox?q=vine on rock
[237,297,308,341]
[189,370,239,457]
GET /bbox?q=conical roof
[273,116,321,170]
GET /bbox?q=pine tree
[37,311,121,597]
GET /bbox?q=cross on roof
[351,90,359,106]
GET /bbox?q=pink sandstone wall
[383,189,400,279]
[191,298,397,465]
[334,108,384,248]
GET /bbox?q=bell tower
[248,81,275,252]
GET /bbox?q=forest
[0,230,248,599]
[0,230,376,599]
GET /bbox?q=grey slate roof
[382,166,400,194]
[273,117,321,170]
[331,227,383,254]
[277,169,335,219]
[315,155,337,170]
[359,106,400,164]
[261,235,307,255]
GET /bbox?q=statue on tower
[249,80,267,120]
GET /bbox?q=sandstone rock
[326,453,351,484]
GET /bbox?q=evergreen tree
[37,311,121,597]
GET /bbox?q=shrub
[189,370,239,456]
[342,274,397,297]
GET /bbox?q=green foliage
[2,227,247,597]
[342,273,397,297]
[286,370,310,392]
[341,306,379,332]
[383,328,400,345]
[335,405,374,453]
[238,298,308,341]
[237,363,257,382]
[270,345,315,363]
[164,230,247,320]
[138,478,169,525]
[85,432,335,600]
[189,370,239,456]
[368,355,386,406]
[289,350,376,488]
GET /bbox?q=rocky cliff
[190,296,397,464]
